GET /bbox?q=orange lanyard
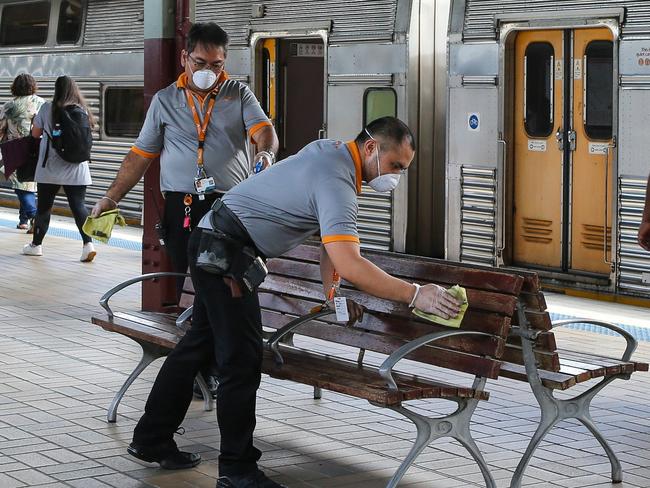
[327,271,341,303]
[185,85,222,174]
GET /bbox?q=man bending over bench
[127,116,462,488]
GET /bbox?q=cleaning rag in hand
[412,284,468,328]
[82,209,126,243]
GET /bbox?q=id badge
[194,176,216,194]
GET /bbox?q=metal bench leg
[313,386,322,399]
[107,342,167,423]
[387,398,495,488]
[510,406,559,488]
[579,413,622,483]
[195,373,215,412]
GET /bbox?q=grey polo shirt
[133,72,271,194]
[199,139,363,258]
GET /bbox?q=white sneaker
[22,243,43,256]
[80,242,96,263]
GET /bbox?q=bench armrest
[266,307,336,365]
[552,319,637,362]
[99,272,190,319]
[176,305,194,328]
[378,330,493,391]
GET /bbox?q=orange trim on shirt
[249,120,272,143]
[321,235,360,245]
[345,141,363,195]
[131,146,160,159]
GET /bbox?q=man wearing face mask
[126,116,462,487]
[91,23,279,402]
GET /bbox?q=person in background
[22,75,96,262]
[0,74,45,232]
[90,22,278,400]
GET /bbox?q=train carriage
[447,0,650,300]
[0,0,144,220]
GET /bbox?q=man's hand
[413,284,462,319]
[252,151,274,173]
[91,196,117,218]
[345,298,364,326]
[639,222,650,251]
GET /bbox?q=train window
[364,88,397,125]
[57,0,84,44]
[0,1,50,46]
[585,41,613,140]
[103,87,144,139]
[524,43,554,137]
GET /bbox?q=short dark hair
[11,73,37,97]
[187,22,229,54]
[355,116,416,151]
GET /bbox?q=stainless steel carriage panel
[461,0,650,41]
[83,0,144,50]
[0,52,143,78]
[620,40,650,75]
[224,48,251,78]
[329,44,407,75]
[196,0,399,46]
[448,87,499,168]
[618,87,650,176]
[618,175,650,295]
[449,43,498,77]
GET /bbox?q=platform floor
[1,211,650,488]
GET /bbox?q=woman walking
[0,74,45,231]
[22,75,96,262]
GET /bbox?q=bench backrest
[259,244,525,380]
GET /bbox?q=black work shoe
[127,442,201,470]
[216,469,287,487]
[193,375,219,399]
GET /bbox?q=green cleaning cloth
[412,285,469,328]
[82,209,126,243]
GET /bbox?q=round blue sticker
[469,114,479,130]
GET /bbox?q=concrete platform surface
[1,214,650,488]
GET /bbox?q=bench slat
[267,259,520,316]
[92,315,180,349]
[264,346,489,407]
[278,245,525,296]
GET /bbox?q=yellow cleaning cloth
[82,209,126,243]
[412,285,469,328]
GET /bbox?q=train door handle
[567,130,576,151]
[318,128,326,139]
[555,127,564,150]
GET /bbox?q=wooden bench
[92,243,525,488]
[495,269,649,487]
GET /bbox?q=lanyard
[185,84,222,175]
[326,271,341,303]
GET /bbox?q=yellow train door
[512,28,614,275]
[571,28,614,274]
[513,30,564,268]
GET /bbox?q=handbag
[0,135,40,182]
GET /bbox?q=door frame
[250,25,329,141]
[497,15,620,289]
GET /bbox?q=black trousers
[133,228,263,476]
[32,183,91,245]
[163,192,221,300]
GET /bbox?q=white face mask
[365,129,401,192]
[190,66,218,90]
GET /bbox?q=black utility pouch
[196,229,238,274]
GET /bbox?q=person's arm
[324,241,461,319]
[251,125,279,170]
[639,173,650,251]
[90,150,153,216]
